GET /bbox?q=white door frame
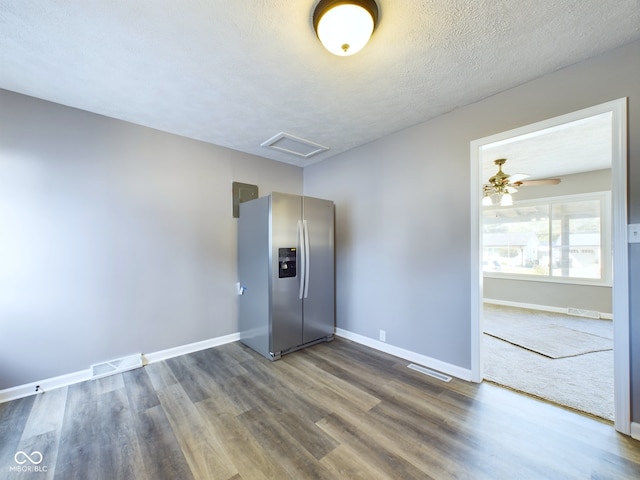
[469,98,630,434]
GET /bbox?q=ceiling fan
[482,158,560,206]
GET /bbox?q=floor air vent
[91,354,143,379]
[408,363,452,382]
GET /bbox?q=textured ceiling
[481,112,613,182]
[1,1,639,167]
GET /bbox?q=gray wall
[304,40,640,420]
[484,279,611,314]
[484,169,612,314]
[0,90,302,390]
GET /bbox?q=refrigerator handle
[298,220,305,300]
[303,220,310,299]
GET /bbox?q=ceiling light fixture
[313,0,379,56]
[482,159,517,207]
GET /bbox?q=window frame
[482,191,612,287]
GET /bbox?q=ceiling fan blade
[514,178,561,186]
[509,173,530,183]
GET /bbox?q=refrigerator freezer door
[270,193,304,354]
[302,196,335,344]
[238,196,271,358]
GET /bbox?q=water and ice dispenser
[278,247,297,278]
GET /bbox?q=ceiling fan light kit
[313,0,379,56]
[483,159,516,206]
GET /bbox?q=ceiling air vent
[261,132,329,158]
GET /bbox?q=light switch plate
[629,224,640,243]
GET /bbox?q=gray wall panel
[0,90,302,389]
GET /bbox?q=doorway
[470,99,630,434]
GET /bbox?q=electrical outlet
[379,330,386,342]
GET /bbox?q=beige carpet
[484,323,613,359]
[483,304,614,421]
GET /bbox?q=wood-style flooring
[1,338,639,479]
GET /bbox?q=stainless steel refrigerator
[237,192,335,360]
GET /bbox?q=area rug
[484,323,612,359]
[483,305,614,421]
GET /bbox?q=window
[482,192,611,285]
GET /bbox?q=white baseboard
[484,298,613,320]
[335,328,473,382]
[631,422,640,441]
[0,332,241,404]
[142,332,240,364]
[0,369,92,404]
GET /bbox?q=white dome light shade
[313,1,379,57]
[501,193,513,206]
